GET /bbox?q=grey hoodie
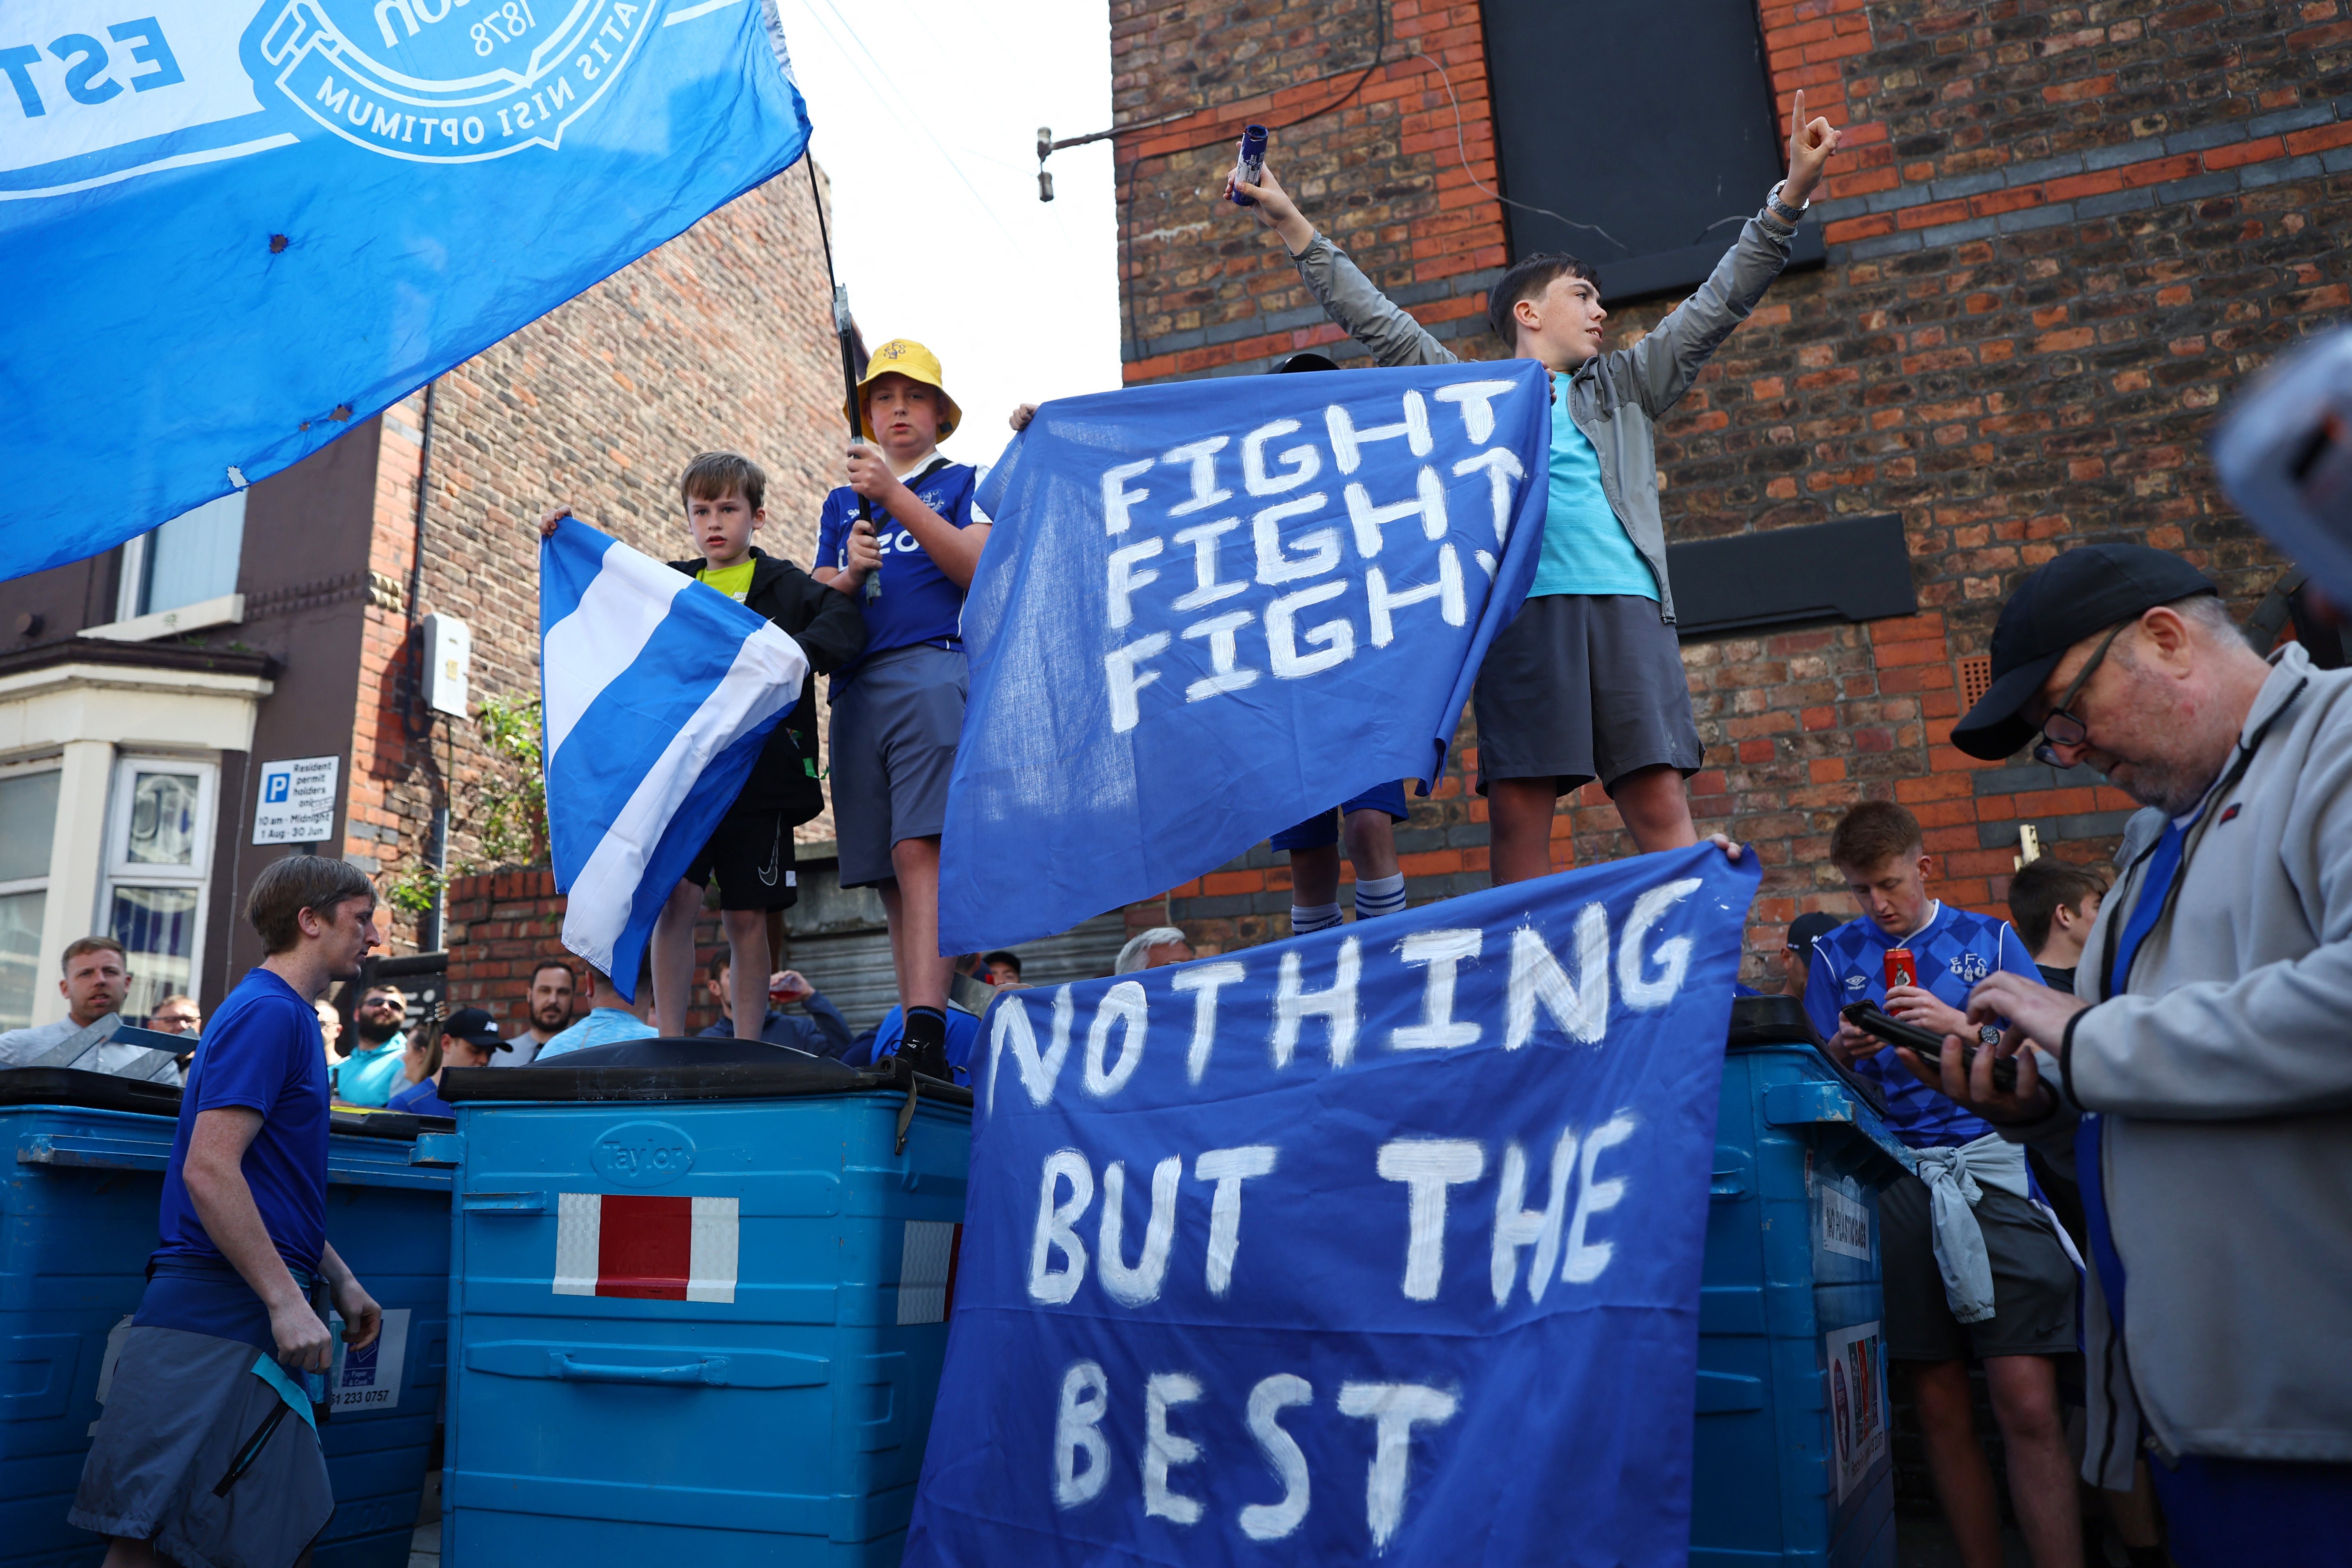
[2013,642,2352,1485]
[1287,205,1800,624]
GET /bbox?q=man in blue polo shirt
[1803,800,2079,1568]
[74,856,385,1568]
[814,338,987,1082]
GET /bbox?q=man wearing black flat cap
[1906,542,2352,1566]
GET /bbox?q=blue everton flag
[906,846,1759,1567]
[0,0,810,580]
[539,517,806,999]
[943,363,1550,951]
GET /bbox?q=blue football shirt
[814,459,980,688]
[852,1003,984,1087]
[1802,903,2039,1149]
[151,968,332,1275]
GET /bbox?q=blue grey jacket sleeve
[791,992,853,1059]
[1614,208,1797,419]
[1290,234,1463,369]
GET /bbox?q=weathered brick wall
[445,869,728,1037]
[1114,0,2341,986]
[352,168,852,947]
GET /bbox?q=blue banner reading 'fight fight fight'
[906,845,1759,1568]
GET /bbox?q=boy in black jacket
[541,452,865,1040]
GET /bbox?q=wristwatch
[1767,180,1808,226]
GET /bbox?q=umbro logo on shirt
[1844,974,1868,992]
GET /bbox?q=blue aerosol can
[1229,124,1269,205]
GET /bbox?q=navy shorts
[828,644,967,889]
[1472,592,1702,795]
[1270,780,1412,853]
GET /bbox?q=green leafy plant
[386,863,443,916]
[473,692,548,868]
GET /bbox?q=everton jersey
[1802,902,2039,1149]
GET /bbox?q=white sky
[771,0,1123,469]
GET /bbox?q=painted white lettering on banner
[1106,537,1163,629]
[1056,1361,1111,1506]
[1243,418,1321,495]
[1172,961,1248,1083]
[1172,518,1245,610]
[1162,437,1233,517]
[986,985,1077,1110]
[1345,467,1450,557]
[1271,937,1360,1068]
[1326,394,1432,474]
[1183,611,1260,701]
[1391,929,1482,1051]
[1102,459,1154,535]
[1504,905,1612,1048]
[1265,581,1353,679]
[1252,493,1340,584]
[1619,878,1701,1008]
[1432,379,1520,443]
[1144,1373,1207,1523]
[1492,1127,1580,1304]
[1563,1114,1638,1284]
[1105,631,1170,733]
[1099,1155,1183,1307]
[1366,546,1466,648]
[1378,1138,1485,1300]
[1453,447,1527,546]
[1337,1381,1459,1549]
[1241,1374,1315,1540]
[1194,1145,1279,1296]
[1086,981,1149,1096]
[1029,1149,1093,1304]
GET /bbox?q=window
[117,492,245,623]
[100,758,216,1022]
[1482,0,1826,301]
[0,764,60,1033]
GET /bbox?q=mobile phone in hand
[1840,1001,2018,1093]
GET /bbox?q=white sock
[1354,873,1408,923]
[1290,902,1344,935]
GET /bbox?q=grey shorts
[1472,593,1702,795]
[1879,1175,2079,1363]
[829,644,969,888]
[72,1324,334,1568]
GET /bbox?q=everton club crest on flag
[906,845,1759,1567]
[942,363,1550,952]
[0,0,810,580]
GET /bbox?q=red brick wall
[444,869,729,1038]
[1112,0,2338,986]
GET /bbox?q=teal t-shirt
[333,1034,406,1107]
[1528,373,1658,601]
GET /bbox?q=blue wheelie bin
[0,1065,453,1568]
[431,1040,971,1568]
[1690,996,1914,1568]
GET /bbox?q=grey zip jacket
[2010,642,2352,1486]
[1288,205,1800,624]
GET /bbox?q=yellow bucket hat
[850,338,962,441]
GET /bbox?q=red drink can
[1884,948,1918,989]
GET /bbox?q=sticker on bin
[1819,1177,1872,1261]
[553,1194,739,1303]
[898,1220,964,1325]
[1826,1318,1889,1502]
[327,1307,411,1412]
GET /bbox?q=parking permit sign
[252,756,340,846]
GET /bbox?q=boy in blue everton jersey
[814,339,988,1080]
[1804,801,2082,1567]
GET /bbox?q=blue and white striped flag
[540,519,808,1000]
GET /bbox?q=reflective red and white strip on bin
[552,1194,962,1323]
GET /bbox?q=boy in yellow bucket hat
[813,339,990,1080]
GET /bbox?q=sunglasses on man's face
[362,996,406,1013]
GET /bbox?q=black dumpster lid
[0,1065,184,1117]
[1726,996,1889,1120]
[330,1107,452,1141]
[442,1038,975,1107]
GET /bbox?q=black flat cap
[1950,544,2218,760]
[1784,911,1841,962]
[443,1005,511,1050]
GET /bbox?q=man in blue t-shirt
[73,856,385,1567]
[814,338,987,1082]
[1802,801,2081,1565]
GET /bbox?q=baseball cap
[1272,350,1340,374]
[849,339,962,440]
[443,1006,510,1051]
[1949,544,2219,761]
[1784,911,1840,965]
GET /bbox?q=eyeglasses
[2031,622,2128,767]
[361,995,406,1014]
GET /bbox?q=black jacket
[667,548,866,823]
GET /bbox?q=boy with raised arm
[1229,95,1842,882]
[813,341,989,1079]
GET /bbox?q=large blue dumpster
[432,1043,972,1568]
[0,1066,453,1568]
[1691,996,1913,1568]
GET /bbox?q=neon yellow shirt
[697,559,755,601]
